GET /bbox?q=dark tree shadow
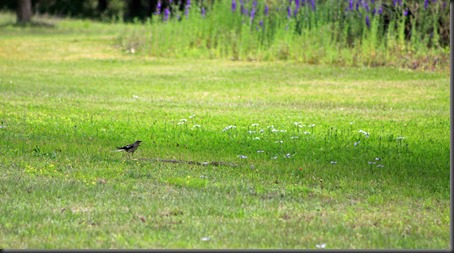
[0,20,56,29]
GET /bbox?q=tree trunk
[125,0,143,21]
[17,0,32,24]
[97,0,108,13]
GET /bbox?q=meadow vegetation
[0,2,450,249]
[118,0,450,71]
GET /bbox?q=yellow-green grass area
[0,15,450,249]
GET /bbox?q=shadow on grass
[0,20,56,29]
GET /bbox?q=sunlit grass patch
[166,176,208,189]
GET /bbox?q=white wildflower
[316,243,326,249]
[222,125,236,132]
[359,130,370,138]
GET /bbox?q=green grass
[0,14,450,249]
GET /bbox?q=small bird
[117,140,142,157]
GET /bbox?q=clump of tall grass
[118,0,449,70]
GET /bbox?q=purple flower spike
[156,0,161,15]
[393,0,402,6]
[264,5,269,16]
[287,6,292,18]
[241,3,249,16]
[242,7,248,16]
[250,0,257,20]
[349,0,354,11]
[184,1,190,16]
[365,15,370,28]
[201,7,206,17]
[164,7,170,21]
[250,9,256,22]
[363,1,369,12]
[424,0,429,9]
[232,0,237,12]
[294,0,300,14]
[403,8,409,16]
[309,0,315,11]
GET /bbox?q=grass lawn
[0,14,450,249]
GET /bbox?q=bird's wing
[117,144,133,150]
